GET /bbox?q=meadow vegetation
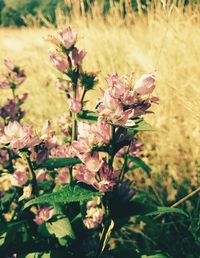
[0,1,200,257]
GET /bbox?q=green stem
[119,145,130,183]
[71,114,77,141]
[7,149,14,173]
[11,88,16,101]
[26,156,38,196]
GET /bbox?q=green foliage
[128,118,155,132]
[128,156,152,176]
[34,157,82,170]
[41,215,75,240]
[77,109,98,122]
[24,184,103,209]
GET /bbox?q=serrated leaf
[77,110,98,122]
[24,184,103,209]
[144,206,188,217]
[34,157,81,170]
[128,156,151,176]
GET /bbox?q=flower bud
[134,73,156,95]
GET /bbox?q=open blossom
[50,53,69,72]
[0,121,41,149]
[77,119,111,147]
[97,90,135,127]
[134,73,156,95]
[106,73,128,99]
[75,160,120,193]
[97,72,157,127]
[58,27,77,49]
[33,207,55,225]
[83,208,104,229]
[10,171,28,187]
[72,47,87,65]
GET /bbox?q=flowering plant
[0,27,187,258]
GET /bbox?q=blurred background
[0,0,199,205]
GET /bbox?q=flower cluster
[33,207,55,225]
[83,198,104,229]
[97,73,158,127]
[0,26,159,258]
[0,59,26,90]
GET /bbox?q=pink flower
[4,59,15,70]
[58,27,77,49]
[10,171,28,187]
[55,168,70,184]
[50,53,69,72]
[72,47,87,65]
[75,159,119,193]
[83,152,103,173]
[51,145,74,158]
[97,90,136,127]
[0,80,9,89]
[75,165,96,186]
[83,198,104,229]
[106,73,128,99]
[20,184,32,200]
[36,169,47,183]
[0,121,41,149]
[83,208,104,229]
[33,207,55,225]
[134,73,156,95]
[71,137,90,157]
[96,163,120,192]
[68,89,82,113]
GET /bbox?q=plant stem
[12,88,16,101]
[71,113,77,141]
[155,186,200,220]
[26,156,38,196]
[7,149,14,173]
[171,186,200,208]
[119,145,130,183]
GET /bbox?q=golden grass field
[0,5,200,188]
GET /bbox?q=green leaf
[142,254,169,258]
[0,221,24,247]
[128,119,155,132]
[45,216,75,239]
[128,156,151,176]
[18,253,50,258]
[144,206,188,217]
[95,219,114,257]
[110,200,188,219]
[77,110,98,122]
[24,184,103,209]
[80,72,98,91]
[34,157,81,170]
